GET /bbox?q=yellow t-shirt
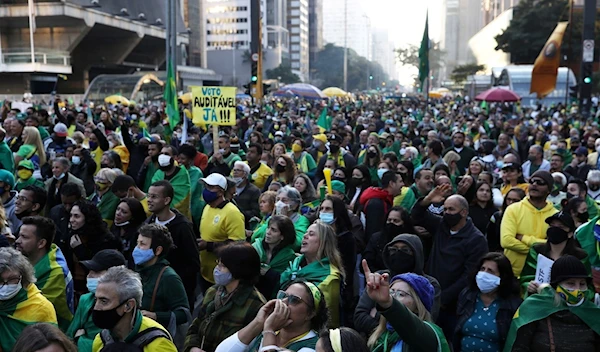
[247,162,273,190]
[92,314,176,352]
[90,146,103,175]
[199,202,245,283]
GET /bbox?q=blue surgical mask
[390,127,397,133]
[319,212,335,224]
[54,173,65,180]
[202,189,219,203]
[377,169,389,180]
[132,247,155,266]
[475,271,501,293]
[71,156,81,165]
[86,277,99,293]
[213,266,233,286]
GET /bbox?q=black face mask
[329,144,340,154]
[590,185,600,192]
[92,301,128,330]
[100,163,109,169]
[367,151,377,159]
[384,223,405,237]
[275,164,286,173]
[443,212,463,228]
[332,176,345,182]
[546,226,569,244]
[566,192,577,199]
[577,211,589,223]
[349,177,362,187]
[387,250,416,274]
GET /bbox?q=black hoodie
[353,234,442,336]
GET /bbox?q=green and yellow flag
[0,284,58,351]
[34,244,74,331]
[164,59,179,136]
[317,108,331,132]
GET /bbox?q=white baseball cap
[201,173,227,190]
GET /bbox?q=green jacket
[0,140,14,174]
[399,184,422,212]
[16,176,45,192]
[586,195,599,219]
[372,299,450,352]
[136,258,190,329]
[66,292,98,352]
[97,190,120,227]
[184,283,266,352]
[252,240,297,273]
[575,216,600,269]
[252,213,310,251]
[188,165,206,229]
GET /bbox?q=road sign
[191,86,236,126]
[583,39,594,62]
[251,53,259,62]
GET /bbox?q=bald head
[445,194,469,212]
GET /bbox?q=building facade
[308,0,323,79]
[286,0,310,81]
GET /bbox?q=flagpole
[28,0,35,65]
[564,0,573,107]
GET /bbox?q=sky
[364,0,443,86]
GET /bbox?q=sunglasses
[529,179,547,186]
[276,290,309,307]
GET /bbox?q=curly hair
[71,200,108,235]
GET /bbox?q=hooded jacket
[500,198,557,276]
[359,187,394,240]
[354,234,442,335]
[3,191,20,234]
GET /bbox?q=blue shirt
[461,295,500,352]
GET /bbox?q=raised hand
[362,259,393,309]
[264,299,292,331]
[425,183,451,204]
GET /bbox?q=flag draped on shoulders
[0,284,58,351]
[34,244,74,331]
[152,166,192,219]
[503,286,600,351]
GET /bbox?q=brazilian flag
[0,284,58,351]
[34,244,74,331]
[164,59,179,138]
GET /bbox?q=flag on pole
[418,11,430,91]
[530,21,569,99]
[317,108,331,132]
[164,60,179,134]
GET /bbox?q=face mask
[275,200,289,215]
[313,140,322,148]
[89,141,98,150]
[17,169,33,180]
[0,280,22,301]
[100,163,110,169]
[319,212,335,224]
[496,160,504,169]
[546,226,569,244]
[577,211,589,223]
[87,277,99,293]
[96,182,109,191]
[390,127,397,133]
[589,184,600,192]
[528,155,536,162]
[202,189,219,203]
[132,247,155,266]
[275,164,286,173]
[233,177,245,186]
[566,192,576,199]
[114,220,130,227]
[329,144,340,154]
[476,271,501,293]
[291,144,303,152]
[108,141,115,149]
[367,151,377,159]
[54,173,65,180]
[158,155,173,171]
[557,148,566,154]
[71,156,81,165]
[377,169,388,180]
[557,285,585,306]
[350,177,362,187]
[213,266,233,286]
[443,212,463,228]
[92,301,128,329]
[387,250,415,274]
[550,135,558,142]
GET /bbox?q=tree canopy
[266,59,300,84]
[451,63,486,84]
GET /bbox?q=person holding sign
[520,212,590,298]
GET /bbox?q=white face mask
[158,154,171,167]
[0,280,22,301]
[275,200,289,215]
[233,177,245,186]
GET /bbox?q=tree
[450,63,486,84]
[312,44,390,91]
[394,41,445,72]
[266,59,300,84]
[495,0,600,64]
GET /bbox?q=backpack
[99,327,171,351]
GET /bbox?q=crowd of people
[0,94,600,351]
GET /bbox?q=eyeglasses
[389,289,412,299]
[277,290,309,307]
[529,179,547,186]
[0,276,21,288]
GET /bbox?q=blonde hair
[23,126,46,166]
[367,279,432,348]
[313,220,346,279]
[96,168,118,184]
[259,191,277,207]
[443,150,461,166]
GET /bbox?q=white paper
[535,253,554,284]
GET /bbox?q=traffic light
[263,83,270,94]
[569,85,579,100]
[369,75,373,80]
[251,60,258,83]
[582,63,593,85]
